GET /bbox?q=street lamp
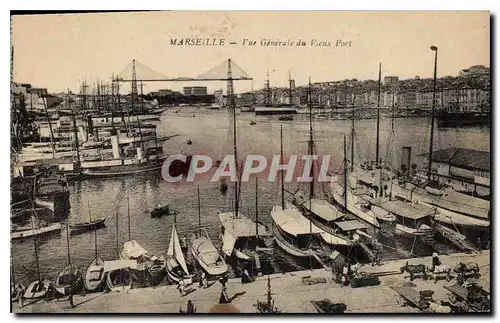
[427,46,438,182]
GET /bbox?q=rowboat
[84,256,105,292]
[104,260,135,292]
[23,280,52,300]
[70,216,107,232]
[191,228,227,276]
[54,265,83,296]
[151,205,171,218]
[55,221,83,296]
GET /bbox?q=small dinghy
[151,205,177,218]
[104,260,135,292]
[84,256,105,292]
[54,265,83,296]
[24,280,52,300]
[166,224,195,284]
[55,221,83,296]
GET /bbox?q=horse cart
[391,286,431,311]
[443,282,490,313]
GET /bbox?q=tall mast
[30,199,41,281]
[70,93,81,167]
[266,70,270,106]
[65,220,71,266]
[228,59,239,217]
[42,96,55,156]
[308,77,314,200]
[391,91,395,131]
[255,177,259,238]
[344,134,348,210]
[375,63,382,166]
[280,125,285,209]
[351,90,355,172]
[115,211,119,257]
[428,46,438,182]
[197,185,201,228]
[127,188,131,241]
[88,201,97,259]
[308,77,314,237]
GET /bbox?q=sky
[11,11,490,95]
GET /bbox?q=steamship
[81,130,191,178]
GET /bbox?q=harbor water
[11,107,491,284]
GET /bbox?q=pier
[14,250,490,313]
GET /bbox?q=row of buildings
[237,65,490,111]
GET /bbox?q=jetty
[14,251,490,313]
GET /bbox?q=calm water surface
[12,107,490,284]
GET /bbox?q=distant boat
[278,115,294,121]
[191,228,228,276]
[34,170,70,221]
[165,224,195,284]
[250,120,257,125]
[255,107,297,115]
[70,216,107,232]
[151,205,172,218]
[11,221,62,240]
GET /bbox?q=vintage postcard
[10,11,490,314]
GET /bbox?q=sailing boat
[23,205,53,300]
[291,79,353,254]
[271,125,326,258]
[165,220,195,284]
[218,67,272,261]
[329,64,434,239]
[191,186,228,276]
[119,189,166,287]
[83,202,105,292]
[104,211,134,292]
[54,220,83,296]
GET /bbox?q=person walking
[177,279,185,297]
[201,272,208,288]
[17,284,25,308]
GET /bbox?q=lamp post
[427,46,438,182]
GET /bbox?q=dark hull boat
[151,205,175,218]
[70,217,107,233]
[34,172,70,221]
[54,265,83,296]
